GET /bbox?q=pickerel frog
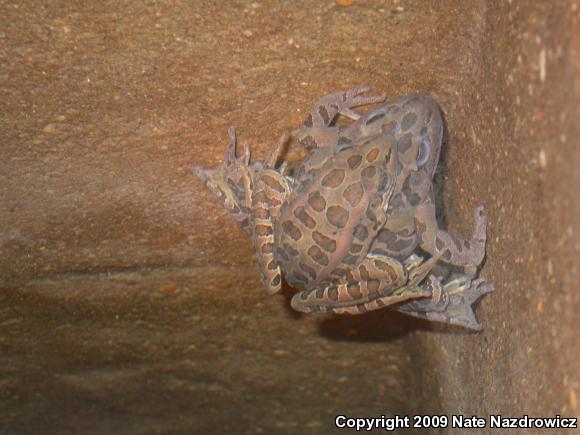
[194,86,494,330]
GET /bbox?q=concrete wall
[1,1,578,433]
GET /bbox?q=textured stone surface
[1,1,578,433]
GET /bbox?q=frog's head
[193,163,255,228]
[195,126,272,229]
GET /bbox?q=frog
[193,86,494,330]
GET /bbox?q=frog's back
[357,95,445,261]
[274,135,397,290]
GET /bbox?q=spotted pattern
[347,155,362,169]
[361,166,376,179]
[342,182,364,207]
[353,224,368,241]
[366,148,380,162]
[312,231,336,252]
[326,205,349,228]
[396,133,413,154]
[196,90,490,326]
[307,245,329,266]
[401,112,418,131]
[282,220,302,241]
[321,169,346,188]
[381,120,397,136]
[402,174,422,206]
[308,191,326,212]
[294,206,316,229]
[275,134,398,290]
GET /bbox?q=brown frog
[194,86,494,330]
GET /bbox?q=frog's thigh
[415,202,488,267]
[291,255,420,314]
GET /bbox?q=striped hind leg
[290,252,441,314]
[249,132,291,294]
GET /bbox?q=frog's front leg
[415,202,488,268]
[295,85,386,151]
[394,275,495,331]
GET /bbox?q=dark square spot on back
[397,133,413,154]
[401,112,418,131]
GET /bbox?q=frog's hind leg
[250,132,292,294]
[290,251,443,315]
[291,254,421,314]
[294,85,386,151]
[415,202,488,268]
[394,275,495,331]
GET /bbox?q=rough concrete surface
[1,1,578,434]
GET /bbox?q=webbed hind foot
[395,275,495,331]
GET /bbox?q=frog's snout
[193,166,222,195]
[192,166,210,182]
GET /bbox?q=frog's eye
[417,134,431,167]
[365,110,386,125]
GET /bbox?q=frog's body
[194,86,494,330]
[276,133,399,291]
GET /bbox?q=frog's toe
[349,84,370,95]
[346,85,387,107]
[339,107,363,121]
[460,278,495,303]
[352,92,387,107]
[223,127,238,164]
[473,206,488,234]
